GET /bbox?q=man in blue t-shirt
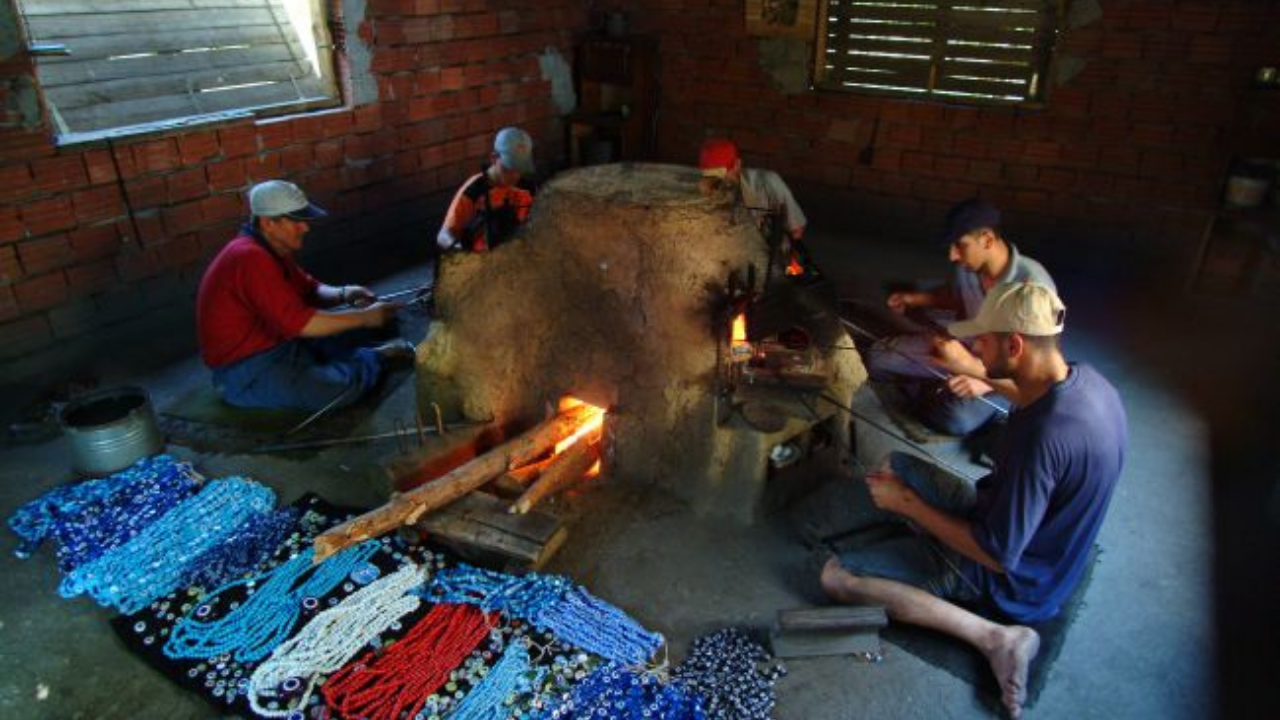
[819,281,1127,718]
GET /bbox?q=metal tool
[252,421,484,454]
[378,284,434,302]
[837,316,1009,417]
[283,385,360,437]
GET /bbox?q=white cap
[248,180,327,220]
[948,281,1065,337]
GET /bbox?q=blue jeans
[836,451,981,602]
[865,333,1010,435]
[211,333,386,412]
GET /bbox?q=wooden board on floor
[413,491,567,571]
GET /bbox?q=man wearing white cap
[437,127,536,252]
[196,180,411,411]
[818,282,1127,718]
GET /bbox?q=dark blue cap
[940,198,1001,246]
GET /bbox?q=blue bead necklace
[443,639,542,720]
[183,506,300,591]
[163,540,380,662]
[431,565,664,666]
[8,454,200,569]
[534,662,705,720]
[60,477,275,613]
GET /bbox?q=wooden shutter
[20,0,339,135]
[816,0,1061,104]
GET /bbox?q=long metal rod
[252,422,482,454]
[837,316,1009,417]
[378,284,434,302]
[284,384,360,437]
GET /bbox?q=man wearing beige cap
[818,282,1127,718]
[196,180,411,411]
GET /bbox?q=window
[18,0,341,139]
[815,0,1063,105]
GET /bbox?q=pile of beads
[444,639,540,720]
[322,602,492,720]
[60,477,274,613]
[247,562,428,717]
[534,662,705,720]
[184,506,299,591]
[164,540,379,662]
[433,565,664,665]
[8,454,200,567]
[671,628,786,720]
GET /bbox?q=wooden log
[415,492,568,571]
[510,434,601,515]
[314,404,597,561]
[384,425,504,493]
[485,457,555,498]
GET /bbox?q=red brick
[218,124,260,158]
[68,223,123,261]
[18,234,74,275]
[0,286,18,323]
[177,130,220,164]
[967,159,1002,184]
[245,153,283,181]
[72,185,126,223]
[66,259,118,297]
[0,163,33,197]
[29,155,88,193]
[157,234,203,270]
[133,211,167,246]
[206,158,248,192]
[81,149,118,185]
[0,204,23,243]
[314,140,343,169]
[166,167,209,203]
[0,315,53,360]
[1005,164,1039,187]
[19,196,75,236]
[289,115,326,144]
[200,193,243,224]
[131,139,181,174]
[116,246,164,281]
[161,201,205,236]
[14,271,69,312]
[279,144,314,173]
[257,121,294,150]
[0,245,20,284]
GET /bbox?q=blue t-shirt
[962,363,1127,623]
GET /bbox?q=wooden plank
[27,7,281,38]
[777,605,888,631]
[39,44,302,86]
[416,491,568,570]
[46,60,317,111]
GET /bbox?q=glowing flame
[585,460,601,478]
[785,255,804,276]
[731,313,747,344]
[553,396,606,455]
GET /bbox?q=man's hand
[886,291,914,314]
[946,374,993,398]
[344,285,377,308]
[865,467,918,516]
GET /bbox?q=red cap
[699,138,739,176]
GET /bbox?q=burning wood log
[313,404,598,561]
[510,434,602,515]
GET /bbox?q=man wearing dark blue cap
[196,180,412,411]
[437,127,537,253]
[864,198,1056,436]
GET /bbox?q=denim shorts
[836,452,982,603]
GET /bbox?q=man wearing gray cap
[819,282,1127,718]
[196,180,411,411]
[437,127,536,253]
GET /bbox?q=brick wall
[610,0,1280,279]
[0,0,588,382]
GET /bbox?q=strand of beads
[432,565,664,665]
[184,506,299,591]
[444,639,542,720]
[164,541,379,662]
[534,661,706,720]
[60,478,274,613]
[8,454,200,566]
[322,602,491,720]
[670,628,786,720]
[247,562,428,717]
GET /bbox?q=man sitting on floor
[437,127,537,253]
[864,199,1055,436]
[196,180,412,411]
[819,282,1127,718]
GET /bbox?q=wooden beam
[509,434,601,515]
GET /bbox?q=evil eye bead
[302,597,319,610]
[282,677,302,692]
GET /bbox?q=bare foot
[984,625,1040,718]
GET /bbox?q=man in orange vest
[437,127,537,253]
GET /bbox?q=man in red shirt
[196,180,410,411]
[436,127,536,253]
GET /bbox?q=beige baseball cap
[947,281,1066,337]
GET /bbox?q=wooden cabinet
[567,35,657,166]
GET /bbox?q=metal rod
[378,284,434,302]
[284,385,359,437]
[251,422,482,454]
[837,317,1009,417]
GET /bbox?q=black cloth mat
[158,366,413,458]
[881,544,1102,713]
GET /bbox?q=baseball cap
[947,281,1066,337]
[940,198,1000,246]
[699,138,739,178]
[494,127,535,175]
[248,180,327,220]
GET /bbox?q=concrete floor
[1,214,1264,720]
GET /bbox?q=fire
[730,312,753,361]
[553,396,606,455]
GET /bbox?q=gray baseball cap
[493,127,535,175]
[248,180,328,220]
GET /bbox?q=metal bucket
[60,386,163,475]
